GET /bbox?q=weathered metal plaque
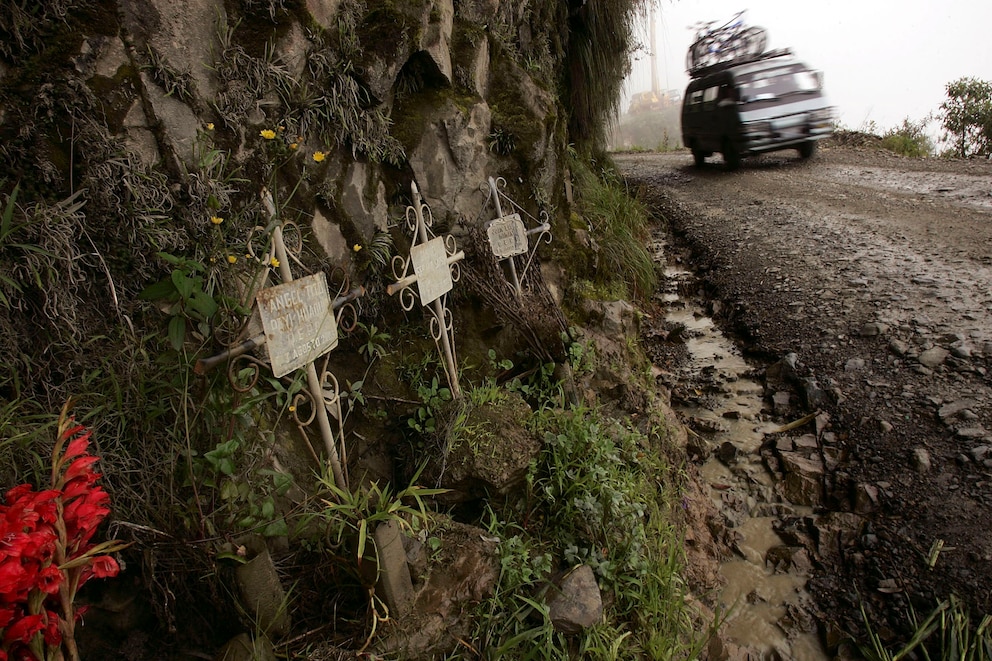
[410,236,453,305]
[487,213,528,259]
[257,272,337,377]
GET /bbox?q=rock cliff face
[0,0,598,419]
[58,0,561,236]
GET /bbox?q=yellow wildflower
[288,405,296,412]
[353,244,362,252]
[312,151,326,163]
[260,129,276,140]
[270,257,280,268]
[210,215,224,225]
[227,255,238,264]
[206,123,214,131]
[289,142,298,150]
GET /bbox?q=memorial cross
[194,190,363,491]
[481,176,552,297]
[386,181,465,399]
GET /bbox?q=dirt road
[616,144,992,653]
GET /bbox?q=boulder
[778,451,824,507]
[431,393,540,502]
[547,565,603,634]
[407,99,492,222]
[918,347,949,368]
[305,0,342,29]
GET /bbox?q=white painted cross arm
[194,285,365,375]
[385,250,465,297]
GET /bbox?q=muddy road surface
[617,145,992,656]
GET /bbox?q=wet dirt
[650,241,828,659]
[618,144,992,656]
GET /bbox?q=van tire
[692,148,706,167]
[798,141,817,159]
[723,140,741,171]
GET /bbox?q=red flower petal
[42,610,61,646]
[0,607,16,627]
[90,555,120,578]
[35,564,63,594]
[3,612,44,644]
[4,484,32,505]
[63,431,91,460]
[64,455,99,482]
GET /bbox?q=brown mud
[618,144,992,656]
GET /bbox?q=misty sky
[624,0,992,135]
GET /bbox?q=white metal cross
[387,181,465,399]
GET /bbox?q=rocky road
[616,144,992,653]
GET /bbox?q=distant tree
[939,77,992,157]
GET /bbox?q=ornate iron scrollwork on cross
[478,176,553,297]
[387,181,465,399]
[193,189,364,491]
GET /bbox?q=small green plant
[572,159,658,299]
[487,348,513,373]
[454,407,709,659]
[880,117,934,158]
[409,377,453,435]
[139,252,220,350]
[356,322,392,362]
[858,595,992,661]
[316,463,447,572]
[507,362,562,411]
[489,126,516,156]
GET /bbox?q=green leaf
[172,270,194,300]
[216,552,248,564]
[168,316,186,351]
[155,252,184,265]
[263,518,288,538]
[220,480,239,500]
[357,519,368,561]
[260,497,275,519]
[187,291,218,320]
[139,278,177,301]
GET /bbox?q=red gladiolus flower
[4,484,32,505]
[3,612,43,644]
[63,455,99,483]
[63,430,91,460]
[1,406,128,661]
[89,555,119,579]
[0,607,16,627]
[35,564,63,594]
[0,558,29,588]
[42,610,61,646]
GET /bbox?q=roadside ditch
[643,229,833,660]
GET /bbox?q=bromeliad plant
[0,403,128,661]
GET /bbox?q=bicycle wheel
[739,26,767,57]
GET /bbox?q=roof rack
[688,48,794,79]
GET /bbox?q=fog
[624,0,992,135]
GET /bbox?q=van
[680,50,834,169]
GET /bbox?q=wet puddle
[652,239,829,660]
